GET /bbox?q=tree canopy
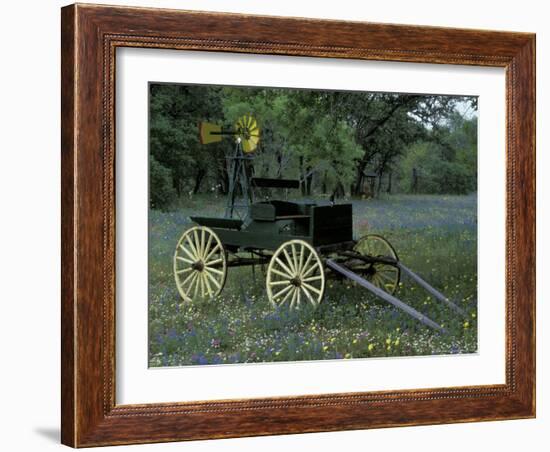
[149,83,477,210]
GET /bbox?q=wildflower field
[148,194,477,367]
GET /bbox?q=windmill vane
[199,114,260,153]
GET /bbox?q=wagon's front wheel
[266,240,325,310]
[174,226,227,302]
[353,234,400,295]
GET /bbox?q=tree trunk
[299,156,305,196]
[193,168,206,194]
[305,166,313,196]
[174,177,181,197]
[215,159,229,194]
[386,171,393,194]
[376,172,383,197]
[352,162,366,196]
[335,181,346,198]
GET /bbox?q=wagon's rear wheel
[353,234,400,295]
[266,240,325,309]
[173,226,227,302]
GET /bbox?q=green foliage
[149,83,226,205]
[148,83,478,203]
[149,155,177,210]
[395,114,477,195]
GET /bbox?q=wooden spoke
[353,234,400,295]
[175,267,192,275]
[279,286,294,305]
[300,285,317,307]
[178,244,196,261]
[203,234,213,260]
[200,272,207,297]
[193,274,200,298]
[282,248,296,274]
[290,287,298,309]
[203,273,214,296]
[206,266,224,276]
[179,271,197,289]
[200,229,206,259]
[273,258,294,278]
[377,271,397,283]
[204,258,223,267]
[204,244,221,263]
[300,251,313,278]
[204,269,222,289]
[301,261,318,279]
[269,280,291,287]
[193,230,200,256]
[272,284,293,301]
[185,234,200,259]
[298,244,305,275]
[174,226,227,302]
[291,243,298,275]
[266,240,325,310]
[374,274,386,290]
[270,267,293,280]
[302,282,322,296]
[183,273,196,295]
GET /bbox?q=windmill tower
[199,115,260,219]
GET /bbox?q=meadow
[148,194,478,367]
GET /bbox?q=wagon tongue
[325,259,446,333]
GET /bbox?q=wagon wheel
[266,240,325,309]
[173,226,227,302]
[353,234,400,295]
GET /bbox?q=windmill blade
[235,115,261,153]
[248,116,256,131]
[199,121,222,145]
[249,133,260,147]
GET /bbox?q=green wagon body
[191,201,353,252]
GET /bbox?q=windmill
[199,115,260,219]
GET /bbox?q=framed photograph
[61,3,535,447]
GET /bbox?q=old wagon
[173,116,465,332]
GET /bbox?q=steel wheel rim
[266,240,325,309]
[353,234,400,295]
[173,226,227,302]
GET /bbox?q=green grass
[149,194,477,367]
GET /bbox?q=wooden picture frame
[61,3,535,447]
